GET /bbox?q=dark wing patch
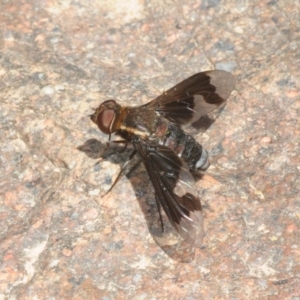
[144,70,235,124]
[133,140,204,248]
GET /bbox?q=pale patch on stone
[49,259,60,268]
[88,188,100,196]
[41,86,55,95]
[95,0,144,25]
[130,255,156,270]
[21,239,48,284]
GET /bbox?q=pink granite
[0,0,299,299]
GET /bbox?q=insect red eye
[97,109,115,134]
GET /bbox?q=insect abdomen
[160,123,209,171]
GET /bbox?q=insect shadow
[77,108,223,262]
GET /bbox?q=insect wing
[133,140,204,248]
[145,70,235,124]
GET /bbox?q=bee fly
[90,70,235,248]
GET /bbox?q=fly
[90,70,235,248]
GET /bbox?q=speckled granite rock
[0,0,299,299]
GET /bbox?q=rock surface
[0,0,299,299]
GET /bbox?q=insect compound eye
[96,99,117,134]
[97,109,115,134]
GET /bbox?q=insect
[90,70,235,248]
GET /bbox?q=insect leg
[105,139,128,151]
[95,140,128,166]
[103,149,137,195]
